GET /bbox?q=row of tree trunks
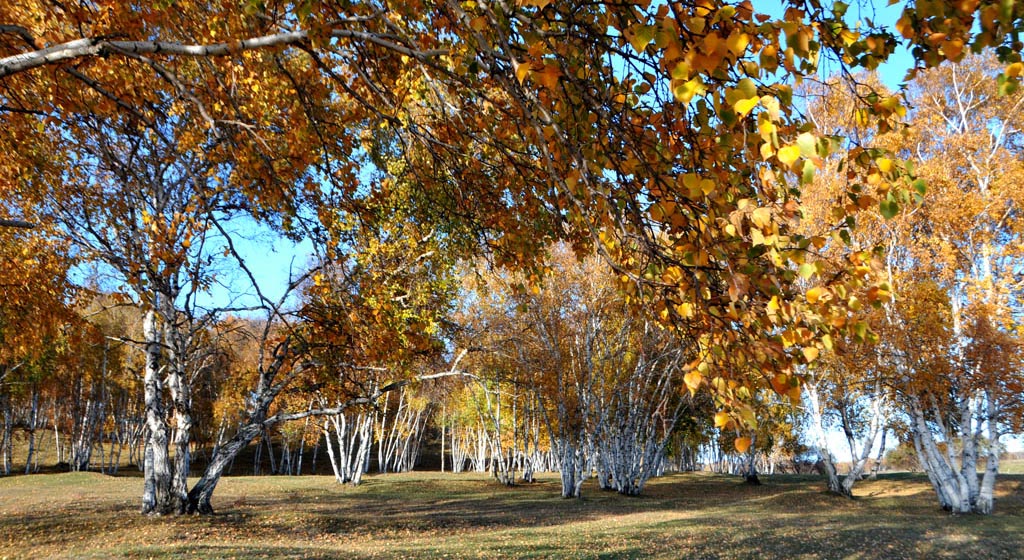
[0,377,147,475]
[375,388,430,474]
[322,410,373,485]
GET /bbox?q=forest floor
[1,467,1022,559]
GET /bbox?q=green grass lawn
[0,469,1022,559]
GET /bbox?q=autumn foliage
[1,0,1024,516]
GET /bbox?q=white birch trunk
[141,309,175,515]
[24,385,38,474]
[976,390,1001,514]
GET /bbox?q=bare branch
[0,218,36,229]
[263,349,473,426]
[0,29,448,79]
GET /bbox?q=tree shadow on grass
[4,471,1024,559]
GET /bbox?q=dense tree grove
[1,0,1023,518]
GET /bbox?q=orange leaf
[770,374,788,395]
[735,437,752,454]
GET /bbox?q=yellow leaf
[761,95,780,121]
[751,207,772,229]
[806,286,825,304]
[514,61,530,85]
[738,406,756,427]
[876,157,893,173]
[671,61,691,80]
[943,38,964,61]
[650,201,676,223]
[736,78,757,99]
[777,144,800,167]
[676,301,694,318]
[629,24,656,54]
[735,437,752,454]
[684,371,703,394]
[726,31,750,56]
[734,96,759,117]
[673,77,705,104]
[714,411,730,428]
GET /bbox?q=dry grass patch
[0,470,1021,559]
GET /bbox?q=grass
[1,469,1022,559]
[1000,459,1024,475]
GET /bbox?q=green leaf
[736,78,757,99]
[630,25,656,54]
[801,159,816,185]
[879,199,899,219]
[998,74,1019,96]
[853,321,868,342]
[798,263,815,279]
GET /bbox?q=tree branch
[0,29,448,79]
[262,350,473,425]
[0,218,36,229]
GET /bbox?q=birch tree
[893,55,1024,514]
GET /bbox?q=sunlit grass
[1001,459,1024,475]
[1,469,1021,559]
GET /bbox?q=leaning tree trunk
[186,422,262,514]
[909,396,973,513]
[805,381,846,497]
[186,363,286,515]
[840,393,885,496]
